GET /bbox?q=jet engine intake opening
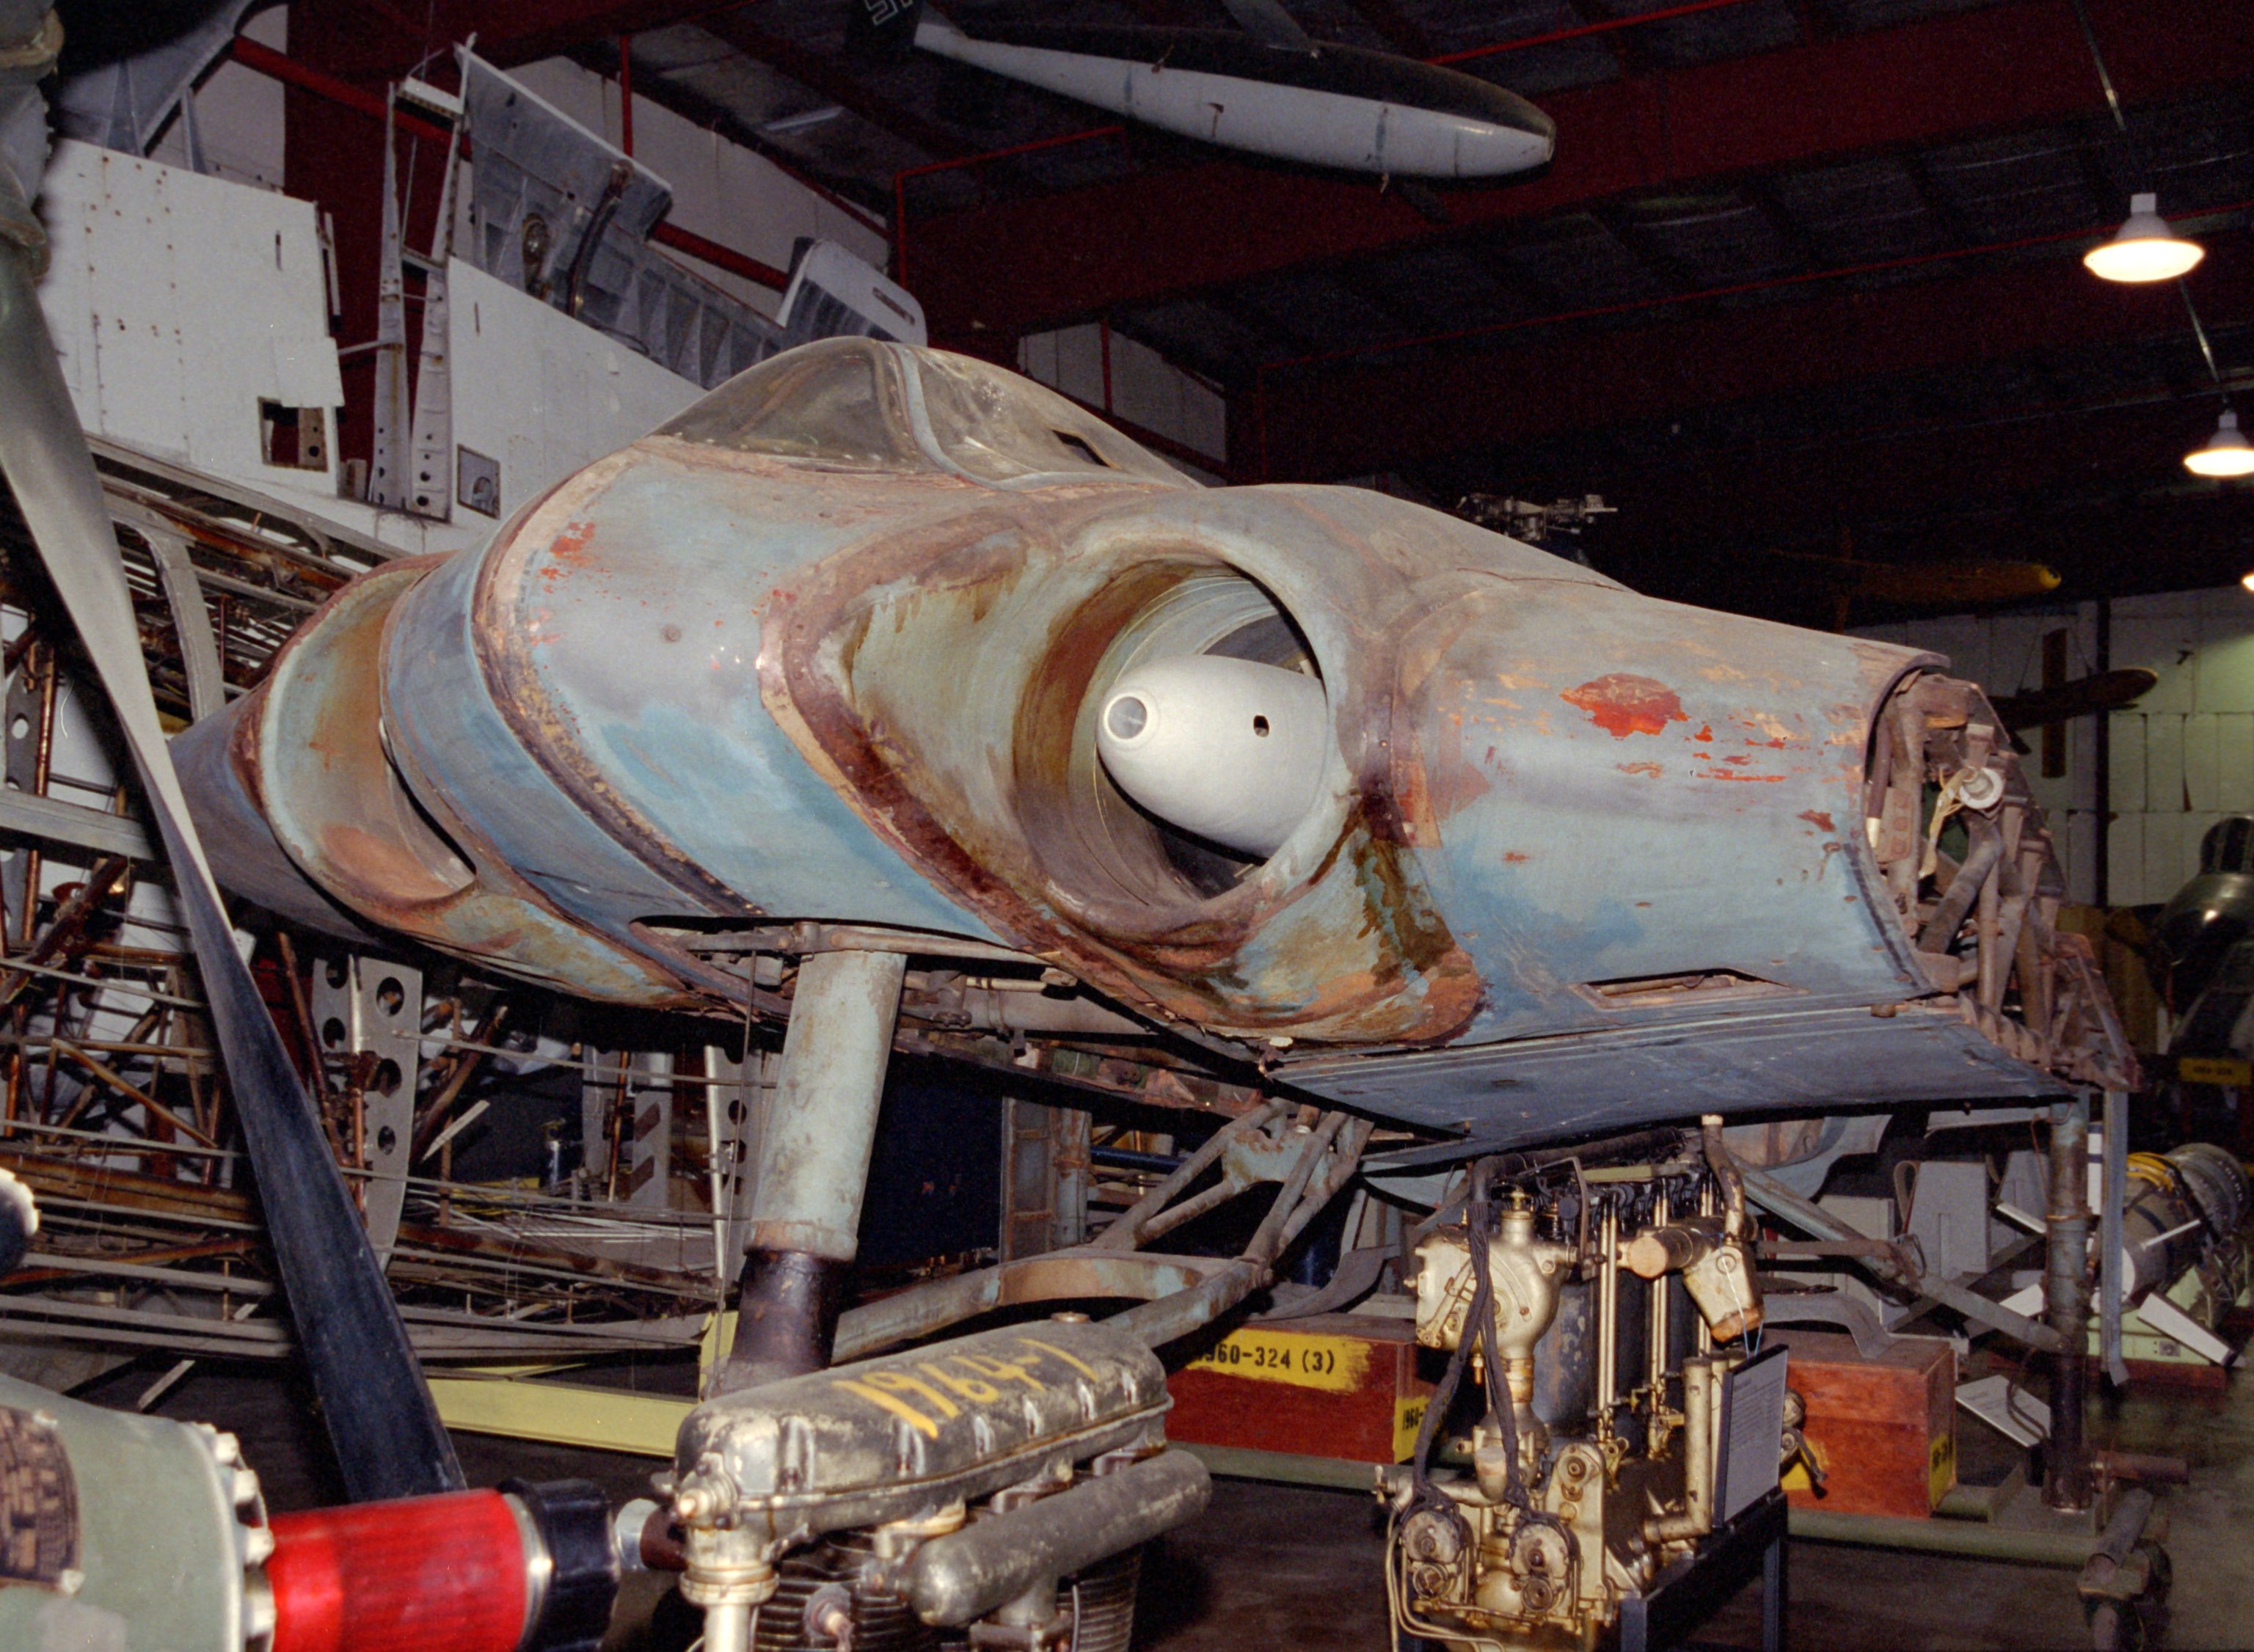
[1015,563,1333,917]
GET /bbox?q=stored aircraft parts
[176,338,2134,1139]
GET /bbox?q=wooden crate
[1773,1330,1956,1518]
[1166,1314,1433,1464]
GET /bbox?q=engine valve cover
[674,1319,1170,1546]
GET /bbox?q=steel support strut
[712,949,905,1395]
[2046,1095,2092,1511]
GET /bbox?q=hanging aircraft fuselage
[913,16,1554,180]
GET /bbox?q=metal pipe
[1695,1178,1716,1355]
[1788,1508,2098,1566]
[1595,1200,1618,1423]
[1096,1100,1288,1248]
[701,1603,751,1652]
[1690,1358,1714,1531]
[1646,1353,1713,1543]
[1646,1186,1672,1399]
[1976,830,2006,1006]
[715,949,904,1394]
[1920,811,2002,954]
[2045,1096,2092,1511]
[904,1452,1209,1627]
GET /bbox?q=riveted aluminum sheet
[452,442,1005,941]
[1386,566,1938,1045]
[1279,998,2056,1139]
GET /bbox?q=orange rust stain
[1699,770,1786,783]
[1799,810,1837,832]
[1561,673,1688,739]
[1502,851,1531,864]
[1693,725,1714,742]
[1722,755,1752,767]
[1617,761,1662,778]
[547,519,600,567]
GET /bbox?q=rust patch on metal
[1799,810,1836,832]
[1617,761,1661,778]
[1502,851,1531,864]
[1561,673,1688,738]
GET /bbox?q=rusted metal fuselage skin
[172,340,2131,1143]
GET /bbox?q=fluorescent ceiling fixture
[2084,192,2206,283]
[760,105,845,136]
[2187,409,2254,479]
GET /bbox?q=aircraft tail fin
[846,0,926,59]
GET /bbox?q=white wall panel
[2184,712,2220,811]
[2111,602,2199,713]
[2145,712,2185,814]
[1911,615,1991,687]
[1018,323,1227,472]
[2195,626,2254,714]
[2219,713,2254,813]
[2108,712,2146,814]
[451,260,699,528]
[2183,814,2221,887]
[40,141,338,491]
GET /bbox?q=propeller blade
[0,161,463,1502]
[1991,668,2159,732]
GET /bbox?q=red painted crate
[1166,1314,1434,1465]
[1774,1329,1956,1518]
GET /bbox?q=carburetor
[668,1317,1208,1652]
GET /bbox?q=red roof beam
[905,0,2254,343]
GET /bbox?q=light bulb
[2085,192,2206,284]
[2186,410,2254,479]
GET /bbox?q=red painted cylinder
[268,1489,530,1652]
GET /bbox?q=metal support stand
[712,949,904,1395]
[308,954,422,1265]
[1617,1488,1787,1652]
[2046,1096,2092,1511]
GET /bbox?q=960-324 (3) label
[1183,1328,1370,1394]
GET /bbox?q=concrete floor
[63,1355,2254,1649]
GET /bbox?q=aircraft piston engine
[670,1318,1208,1652]
[1388,1147,1800,1650]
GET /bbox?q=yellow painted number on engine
[1186,1328,1369,1394]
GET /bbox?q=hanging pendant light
[2085,193,2206,283]
[2187,409,2254,479]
